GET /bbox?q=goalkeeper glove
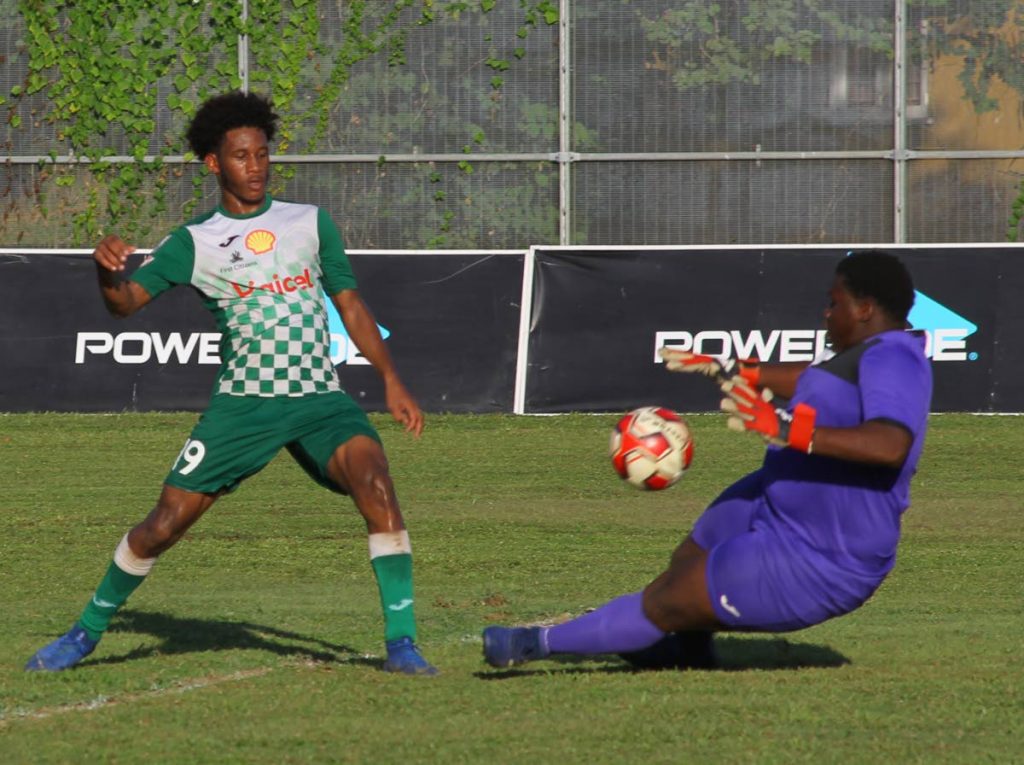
[659,348,761,387]
[719,380,816,453]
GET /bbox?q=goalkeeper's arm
[807,420,913,468]
[754,363,808,400]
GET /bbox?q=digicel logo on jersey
[231,268,315,298]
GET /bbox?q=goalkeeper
[484,250,931,669]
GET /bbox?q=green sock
[371,553,416,643]
[77,561,148,641]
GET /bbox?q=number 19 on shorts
[174,439,206,475]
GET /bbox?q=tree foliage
[627,0,1024,110]
[625,0,1024,239]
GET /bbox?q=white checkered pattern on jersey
[216,294,340,397]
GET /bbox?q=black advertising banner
[524,247,1023,413]
[0,253,220,412]
[339,252,524,413]
[0,251,523,413]
[2,246,1021,413]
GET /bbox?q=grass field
[0,411,1020,763]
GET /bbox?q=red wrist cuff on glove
[789,403,816,453]
[737,359,761,387]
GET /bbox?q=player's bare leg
[128,485,220,557]
[641,537,719,631]
[25,486,217,671]
[327,436,437,676]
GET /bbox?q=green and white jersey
[132,196,357,397]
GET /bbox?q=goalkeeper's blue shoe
[382,637,439,676]
[482,626,550,668]
[25,625,98,672]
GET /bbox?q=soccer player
[483,250,931,669]
[25,91,438,676]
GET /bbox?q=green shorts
[165,391,381,495]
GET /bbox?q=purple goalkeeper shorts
[691,472,887,632]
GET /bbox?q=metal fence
[3,1,1023,249]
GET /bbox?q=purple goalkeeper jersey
[759,330,932,577]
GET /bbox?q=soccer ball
[609,406,693,491]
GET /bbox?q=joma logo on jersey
[231,268,315,298]
[654,291,978,364]
[245,229,276,255]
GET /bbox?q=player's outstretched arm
[331,289,424,437]
[94,234,152,317]
[659,348,759,385]
[806,421,912,468]
[659,348,807,397]
[754,362,807,400]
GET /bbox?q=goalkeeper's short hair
[186,91,278,159]
[838,250,915,323]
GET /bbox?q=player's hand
[384,377,424,438]
[659,348,761,387]
[93,234,136,273]
[719,379,816,453]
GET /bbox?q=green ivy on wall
[2,0,558,243]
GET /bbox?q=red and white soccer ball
[609,406,694,491]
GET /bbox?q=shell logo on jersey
[245,229,276,255]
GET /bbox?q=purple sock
[543,592,666,655]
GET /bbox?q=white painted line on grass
[2,667,273,728]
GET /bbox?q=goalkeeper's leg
[483,540,719,668]
[483,474,767,669]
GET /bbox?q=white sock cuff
[368,530,412,559]
[113,533,157,576]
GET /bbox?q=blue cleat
[25,625,98,672]
[382,636,439,676]
[482,626,549,668]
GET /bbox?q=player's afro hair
[836,250,915,323]
[185,91,278,159]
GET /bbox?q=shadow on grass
[477,635,850,680]
[80,609,379,669]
